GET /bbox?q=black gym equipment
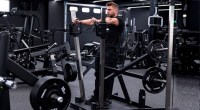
[148,40,168,62]
[68,6,167,110]
[142,66,166,94]
[10,8,45,46]
[125,30,151,68]
[148,7,163,27]
[174,29,200,74]
[0,12,50,71]
[105,0,174,109]
[96,8,107,109]
[0,31,71,110]
[69,8,109,109]
[69,1,179,109]
[30,76,71,110]
[0,31,17,110]
[80,42,100,60]
[30,43,78,82]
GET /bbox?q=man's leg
[104,49,117,103]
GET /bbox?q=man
[73,2,124,105]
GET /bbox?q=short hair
[106,2,119,9]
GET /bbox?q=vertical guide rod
[70,10,86,102]
[74,36,85,102]
[165,1,175,110]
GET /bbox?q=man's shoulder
[116,16,123,19]
[116,16,124,24]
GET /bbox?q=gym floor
[9,60,200,110]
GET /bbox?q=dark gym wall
[0,0,48,46]
[159,10,182,27]
[128,6,182,31]
[67,4,101,49]
[48,1,64,45]
[48,2,101,49]
[0,0,48,30]
[129,8,150,31]
[186,0,200,31]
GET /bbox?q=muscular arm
[73,17,100,26]
[79,18,94,26]
[93,17,119,26]
[73,17,119,26]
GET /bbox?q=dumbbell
[148,40,168,62]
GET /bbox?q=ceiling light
[0,0,10,12]
[92,0,112,3]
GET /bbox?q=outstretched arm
[73,17,101,26]
[73,17,119,26]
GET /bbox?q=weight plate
[148,40,167,62]
[64,63,77,82]
[142,67,166,94]
[30,76,71,110]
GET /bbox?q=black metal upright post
[0,31,11,110]
[98,7,106,109]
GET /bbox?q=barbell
[142,66,166,94]
[1,22,72,110]
[7,58,72,110]
[30,76,71,110]
[148,40,168,62]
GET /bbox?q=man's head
[106,2,119,18]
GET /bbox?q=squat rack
[68,0,176,109]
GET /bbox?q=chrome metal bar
[156,48,168,52]
[74,36,85,102]
[165,3,175,110]
[153,78,167,83]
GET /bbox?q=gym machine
[68,4,168,110]
[10,8,45,46]
[0,12,49,70]
[105,0,176,110]
[69,8,109,109]
[67,0,178,109]
[0,31,17,110]
[0,31,72,110]
[30,42,77,82]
